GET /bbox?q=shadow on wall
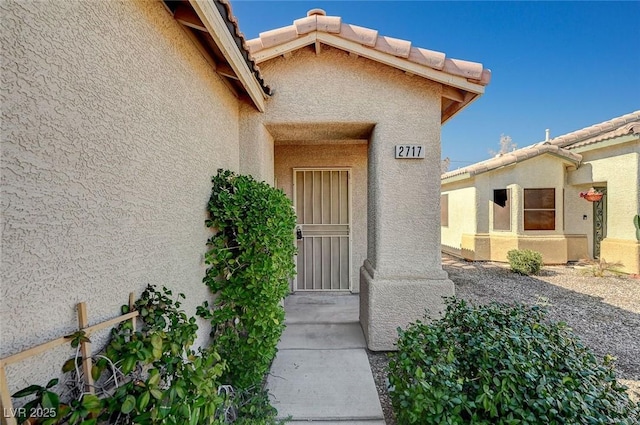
[445,259,640,381]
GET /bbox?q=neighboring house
[1,0,489,393]
[441,112,640,275]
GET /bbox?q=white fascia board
[251,33,317,63]
[189,0,266,112]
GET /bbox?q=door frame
[292,167,353,292]
[592,186,607,259]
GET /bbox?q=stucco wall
[442,155,589,263]
[242,46,443,278]
[473,155,567,235]
[1,0,240,392]
[239,104,275,183]
[441,184,476,253]
[567,140,640,272]
[569,141,640,240]
[274,144,368,292]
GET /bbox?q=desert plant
[634,214,640,241]
[579,258,625,277]
[506,249,542,275]
[388,298,640,424]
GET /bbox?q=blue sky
[231,1,640,168]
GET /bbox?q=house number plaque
[395,145,425,159]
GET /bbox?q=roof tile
[549,111,640,148]
[214,0,271,95]
[246,38,264,54]
[338,23,378,47]
[317,15,341,33]
[375,35,412,58]
[442,111,640,182]
[294,16,317,35]
[443,58,483,79]
[259,25,299,49]
[408,47,445,70]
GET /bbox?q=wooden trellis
[0,294,138,425]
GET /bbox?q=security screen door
[293,169,351,291]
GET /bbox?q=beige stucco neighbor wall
[274,144,368,292]
[441,183,477,256]
[241,46,452,350]
[1,0,240,392]
[568,140,640,273]
[443,155,589,264]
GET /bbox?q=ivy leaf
[137,390,151,411]
[42,390,59,409]
[121,395,136,414]
[12,384,43,398]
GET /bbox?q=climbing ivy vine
[198,169,297,390]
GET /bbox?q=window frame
[492,188,511,231]
[523,188,556,231]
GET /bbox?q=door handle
[296,227,303,240]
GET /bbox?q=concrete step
[280,322,366,350]
[285,293,359,324]
[267,349,384,421]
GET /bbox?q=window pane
[524,188,555,209]
[440,194,448,227]
[524,211,555,230]
[493,189,510,230]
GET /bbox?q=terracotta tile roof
[441,111,640,182]
[246,9,491,87]
[215,0,272,95]
[548,110,640,149]
[441,143,582,181]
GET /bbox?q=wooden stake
[0,364,17,425]
[129,292,136,332]
[77,303,94,394]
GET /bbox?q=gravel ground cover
[368,255,640,425]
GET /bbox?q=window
[524,188,555,230]
[441,194,448,227]
[493,189,511,231]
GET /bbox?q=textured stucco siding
[569,142,639,240]
[440,185,476,252]
[245,46,449,350]
[442,155,588,263]
[274,144,368,292]
[242,46,443,278]
[567,140,640,272]
[239,102,275,183]
[474,155,567,235]
[1,0,240,392]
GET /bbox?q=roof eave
[441,151,581,183]
[569,134,640,153]
[251,32,486,123]
[441,172,473,184]
[189,0,267,112]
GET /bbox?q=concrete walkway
[267,293,385,424]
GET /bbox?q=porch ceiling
[266,122,375,145]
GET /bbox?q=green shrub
[198,169,297,390]
[13,285,230,425]
[507,249,543,275]
[388,298,639,425]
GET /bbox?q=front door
[593,187,607,258]
[293,169,351,291]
